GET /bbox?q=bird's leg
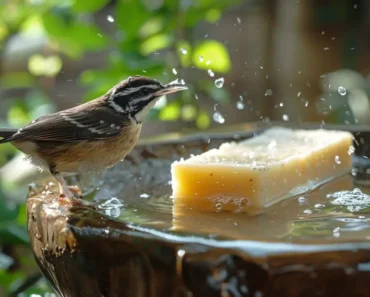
[50,168,86,206]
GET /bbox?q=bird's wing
[11,105,129,143]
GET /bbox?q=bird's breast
[52,124,142,173]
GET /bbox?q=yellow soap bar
[171,127,354,213]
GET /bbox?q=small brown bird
[0,75,187,204]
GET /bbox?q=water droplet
[335,155,341,164]
[213,112,225,124]
[338,86,347,96]
[180,48,187,55]
[265,89,273,96]
[315,203,325,208]
[195,93,199,100]
[298,196,307,204]
[172,68,177,75]
[208,69,214,77]
[282,114,289,121]
[236,101,245,110]
[297,92,301,97]
[348,145,355,155]
[333,227,340,238]
[215,77,224,88]
[324,47,330,50]
[304,100,309,107]
[237,17,241,24]
[303,209,313,215]
[107,15,114,22]
[177,249,185,257]
[140,193,149,198]
[279,102,284,107]
[351,168,358,176]
[206,60,211,65]
[198,56,204,62]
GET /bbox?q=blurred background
[0,0,369,295]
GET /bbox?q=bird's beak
[154,81,188,97]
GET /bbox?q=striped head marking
[108,75,188,123]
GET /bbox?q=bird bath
[26,122,370,297]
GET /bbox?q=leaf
[159,102,180,121]
[139,17,164,38]
[28,54,62,77]
[196,111,211,129]
[72,0,109,13]
[70,21,108,50]
[140,33,172,55]
[205,9,221,23]
[116,0,150,40]
[192,40,231,73]
[181,104,197,121]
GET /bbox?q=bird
[0,75,187,204]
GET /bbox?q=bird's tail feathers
[0,129,17,143]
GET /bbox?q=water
[214,77,224,88]
[236,101,245,110]
[88,140,370,243]
[338,86,347,96]
[213,111,225,124]
[208,69,215,77]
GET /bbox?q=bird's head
[107,75,187,123]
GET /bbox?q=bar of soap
[171,127,354,213]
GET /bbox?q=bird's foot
[68,185,83,198]
[56,186,91,207]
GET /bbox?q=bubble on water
[215,77,224,88]
[215,203,222,211]
[265,89,273,96]
[236,101,245,109]
[338,86,347,96]
[172,68,177,75]
[333,227,341,238]
[351,168,358,176]
[180,48,187,55]
[198,56,204,62]
[303,209,313,215]
[328,188,370,212]
[335,155,341,164]
[213,112,225,124]
[279,102,284,107]
[107,15,114,22]
[324,47,330,50]
[282,114,289,121]
[208,69,215,77]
